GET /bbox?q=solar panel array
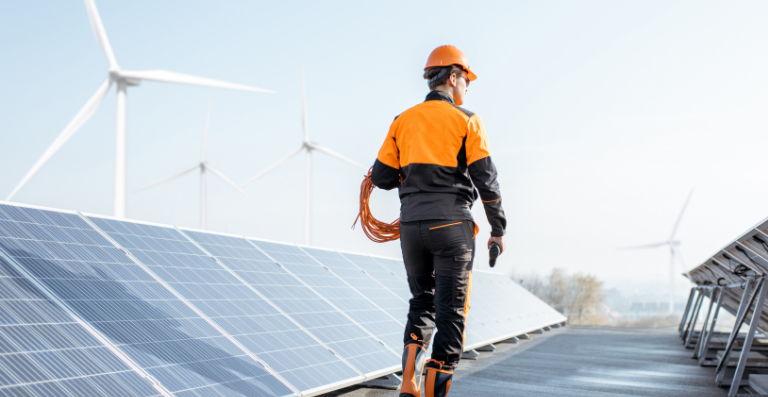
[686,215,768,330]
[0,202,565,396]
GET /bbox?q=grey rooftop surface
[324,326,727,397]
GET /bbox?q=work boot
[424,359,454,397]
[399,334,427,397]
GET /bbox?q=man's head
[423,45,477,106]
[423,65,471,106]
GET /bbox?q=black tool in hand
[489,242,501,268]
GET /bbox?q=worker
[371,45,507,397]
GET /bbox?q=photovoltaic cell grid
[465,272,517,346]
[85,216,293,397]
[471,272,564,343]
[0,204,160,397]
[0,201,566,396]
[369,257,408,282]
[339,253,411,304]
[300,248,406,350]
[248,240,400,375]
[180,230,361,392]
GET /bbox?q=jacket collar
[425,90,455,105]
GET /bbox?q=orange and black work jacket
[371,90,507,236]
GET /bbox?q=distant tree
[567,273,604,324]
[512,268,605,325]
[547,268,570,315]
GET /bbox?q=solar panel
[0,210,163,397]
[300,247,407,348]
[179,229,363,394]
[471,272,565,345]
[0,204,294,397]
[91,217,364,393]
[686,216,768,332]
[369,256,408,281]
[0,201,568,396]
[247,240,401,375]
[338,253,411,303]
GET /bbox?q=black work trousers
[400,219,475,371]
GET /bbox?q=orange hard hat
[424,45,477,81]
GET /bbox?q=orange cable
[352,168,400,243]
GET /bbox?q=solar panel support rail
[683,290,706,347]
[692,287,719,359]
[80,213,302,397]
[679,288,697,337]
[728,277,768,397]
[715,276,761,386]
[174,227,369,397]
[0,228,174,397]
[697,285,726,364]
[243,238,402,385]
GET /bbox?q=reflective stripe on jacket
[371,90,507,237]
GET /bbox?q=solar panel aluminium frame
[79,212,300,397]
[0,201,174,397]
[240,236,402,376]
[174,227,370,397]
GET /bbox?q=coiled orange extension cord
[352,168,400,242]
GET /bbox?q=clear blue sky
[3,0,768,298]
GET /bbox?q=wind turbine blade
[617,241,669,251]
[134,163,200,192]
[312,144,367,170]
[6,78,112,201]
[119,70,275,93]
[83,0,119,69]
[670,189,694,240]
[301,72,309,141]
[201,99,212,162]
[206,164,256,202]
[242,145,304,186]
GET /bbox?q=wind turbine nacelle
[108,71,141,87]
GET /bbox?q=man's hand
[488,236,506,255]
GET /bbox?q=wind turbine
[242,75,366,245]
[619,189,694,314]
[135,101,253,230]
[6,0,274,218]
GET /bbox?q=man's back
[372,90,500,227]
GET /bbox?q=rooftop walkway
[325,326,728,397]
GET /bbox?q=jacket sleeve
[466,114,507,236]
[370,119,401,190]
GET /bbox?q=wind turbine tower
[6,0,273,218]
[620,190,694,314]
[242,75,367,245]
[136,101,254,230]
